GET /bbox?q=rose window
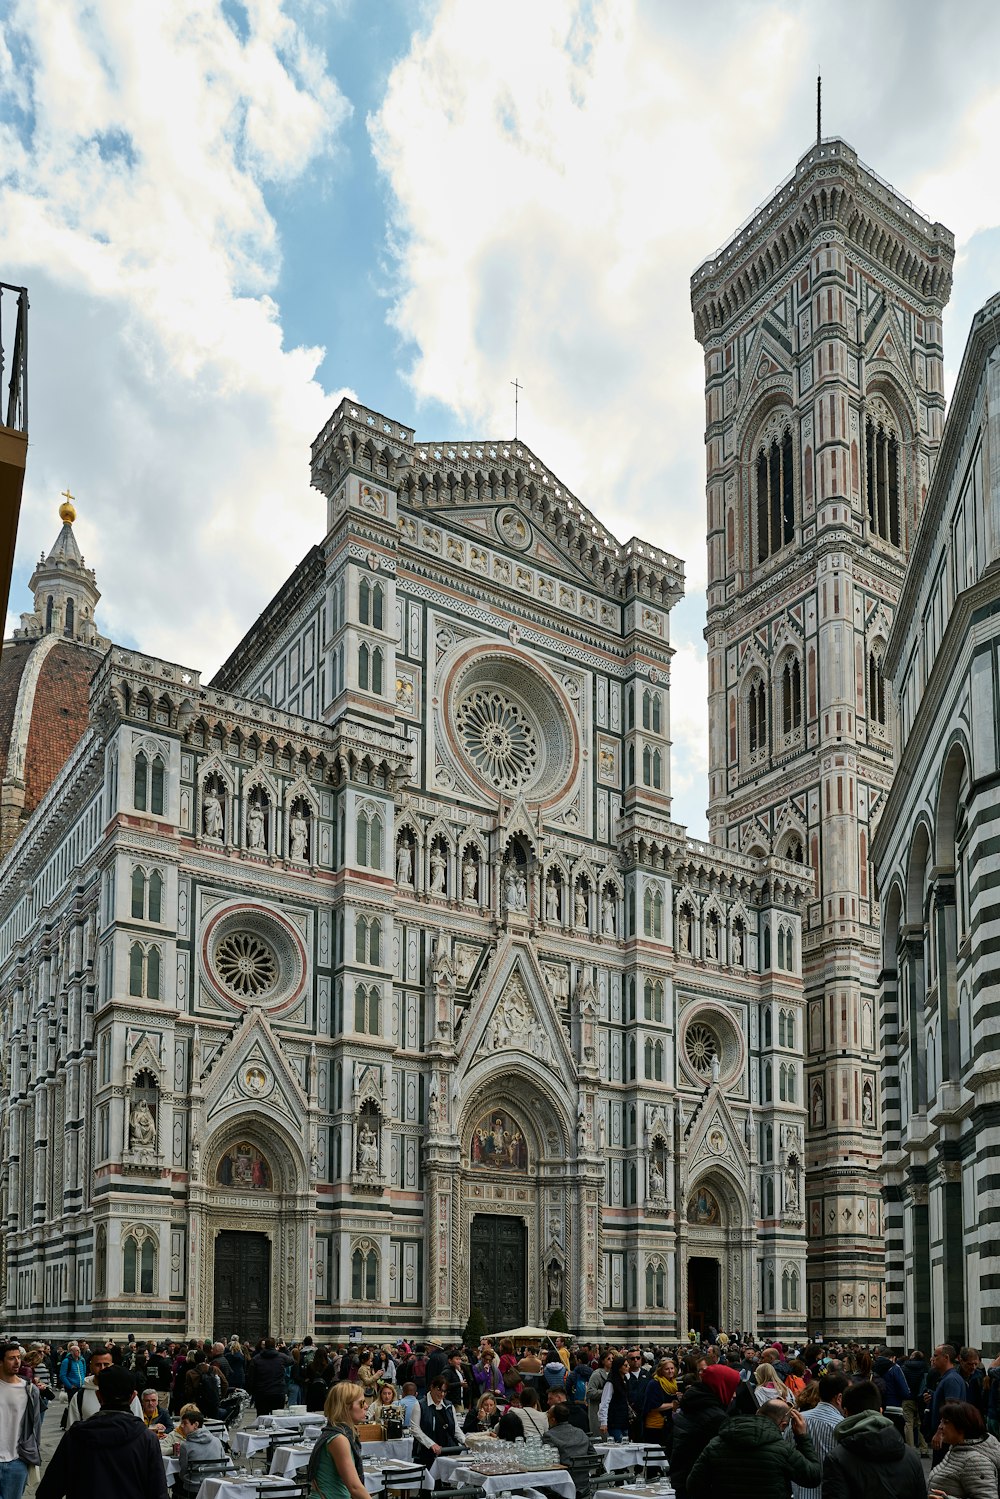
[685,1022,719,1076]
[214,931,279,998]
[456,689,540,792]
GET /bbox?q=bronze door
[214,1231,271,1343]
[469,1214,526,1330]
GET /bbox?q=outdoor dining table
[269,1447,431,1493]
[231,1428,276,1460]
[362,1437,415,1461]
[436,1462,577,1499]
[593,1484,675,1499]
[593,1442,662,1473]
[194,1477,300,1499]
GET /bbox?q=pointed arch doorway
[214,1230,270,1343]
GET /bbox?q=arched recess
[935,735,971,871]
[738,394,797,571]
[881,879,904,978]
[204,1111,307,1200]
[862,378,918,546]
[905,817,933,929]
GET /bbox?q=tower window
[868,650,887,730]
[64,598,74,636]
[865,417,901,546]
[359,578,384,630]
[755,426,795,564]
[747,677,767,756]
[781,657,802,735]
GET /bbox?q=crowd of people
[2,1329,1000,1497]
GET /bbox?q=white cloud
[0,0,350,665]
[370,0,1000,835]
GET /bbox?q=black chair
[179,1456,232,1497]
[382,1461,428,1499]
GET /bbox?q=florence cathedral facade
[0,134,961,1346]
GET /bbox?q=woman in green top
[310,1381,370,1499]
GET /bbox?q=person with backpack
[64,1348,142,1427]
[58,1346,85,1398]
[409,1349,428,1396]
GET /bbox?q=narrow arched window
[351,1248,364,1299]
[644,1038,654,1078]
[150,756,165,816]
[786,1009,795,1046]
[778,1008,786,1047]
[355,918,367,964]
[356,811,370,865]
[148,870,162,924]
[64,597,75,636]
[763,1061,772,1102]
[627,688,635,729]
[146,946,160,1000]
[372,583,384,631]
[371,647,384,696]
[133,753,149,812]
[358,643,370,690]
[866,417,901,546]
[781,657,802,734]
[751,679,767,753]
[868,651,886,728]
[756,426,795,563]
[359,577,371,625]
[642,746,652,785]
[123,1236,138,1294]
[654,1040,664,1081]
[369,813,383,869]
[45,596,53,632]
[129,942,144,997]
[652,750,662,790]
[627,745,636,786]
[365,1248,378,1301]
[642,690,652,730]
[764,1008,772,1047]
[778,928,787,972]
[369,918,382,965]
[354,983,367,1032]
[131,867,146,920]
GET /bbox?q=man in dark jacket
[247,1338,290,1416]
[688,1400,820,1499]
[38,1366,168,1499]
[669,1383,726,1499]
[820,1380,924,1498]
[900,1350,929,1453]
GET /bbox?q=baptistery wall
[0,400,809,1344]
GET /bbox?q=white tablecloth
[163,1456,179,1480]
[594,1443,656,1472]
[196,1479,300,1499]
[258,1413,323,1430]
[443,1465,576,1499]
[593,1485,674,1499]
[269,1447,429,1493]
[362,1437,415,1461]
[232,1429,274,1459]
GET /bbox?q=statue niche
[127,1069,159,1163]
[202,774,226,842]
[288,798,310,862]
[353,1102,385,1190]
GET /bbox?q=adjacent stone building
[0,410,809,1344]
[872,294,1000,1349]
[691,137,954,1338]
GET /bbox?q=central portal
[470,1214,526,1330]
[687,1255,721,1338]
[214,1231,271,1343]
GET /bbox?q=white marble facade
[0,398,809,1344]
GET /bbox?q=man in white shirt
[409,1376,467,1466]
[0,1340,43,1499]
[788,1371,848,1499]
[65,1349,142,1426]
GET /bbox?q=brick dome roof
[0,635,104,857]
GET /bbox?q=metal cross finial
[61,488,74,504]
[511,378,523,440]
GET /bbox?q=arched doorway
[456,1070,575,1333]
[188,1115,314,1339]
[682,1171,752,1335]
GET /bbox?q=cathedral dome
[0,499,109,857]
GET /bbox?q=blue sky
[2,0,1000,837]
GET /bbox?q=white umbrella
[487,1325,567,1345]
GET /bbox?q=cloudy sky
[2,0,999,836]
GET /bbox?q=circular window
[441,646,580,807]
[680,1006,743,1087]
[456,688,540,792]
[215,931,279,999]
[685,1021,719,1076]
[201,903,307,1014]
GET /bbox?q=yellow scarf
[645,1375,677,1429]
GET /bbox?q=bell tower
[691,139,954,1336]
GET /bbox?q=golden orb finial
[59,488,76,525]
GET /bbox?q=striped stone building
[871,294,1000,1349]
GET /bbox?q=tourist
[473,1342,505,1397]
[542,1403,594,1496]
[640,1357,678,1450]
[308,1381,369,1499]
[248,1337,290,1416]
[820,1379,924,1497]
[927,1400,1000,1498]
[697,1348,738,1407]
[668,1379,725,1499]
[787,1371,846,1499]
[366,1383,398,1423]
[65,1348,142,1425]
[398,1382,420,1431]
[687,1399,820,1497]
[410,1375,466,1464]
[139,1386,170,1434]
[177,1408,225,1480]
[0,1341,42,1499]
[501,1389,548,1440]
[598,1355,632,1442]
[37,1366,167,1499]
[754,1362,793,1407]
[587,1352,613,1437]
[226,1337,247,1390]
[546,1388,589,1434]
[444,1348,469,1409]
[498,1339,522,1397]
[463,1394,501,1433]
[57,1346,85,1399]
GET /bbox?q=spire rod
[817,72,822,144]
[511,378,523,440]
